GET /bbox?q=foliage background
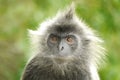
[0,0,120,80]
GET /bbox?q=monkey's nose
[59,41,65,51]
[59,44,64,51]
[60,46,64,51]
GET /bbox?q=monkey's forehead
[48,24,78,34]
[36,18,81,35]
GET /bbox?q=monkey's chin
[51,54,74,64]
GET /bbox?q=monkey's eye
[66,36,74,44]
[50,36,58,43]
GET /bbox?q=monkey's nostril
[61,46,64,51]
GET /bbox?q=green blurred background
[0,0,120,80]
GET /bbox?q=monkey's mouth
[51,54,74,64]
[58,52,70,56]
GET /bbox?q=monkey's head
[29,6,104,66]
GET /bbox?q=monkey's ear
[64,3,75,19]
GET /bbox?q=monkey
[21,5,105,80]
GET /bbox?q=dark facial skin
[47,33,78,56]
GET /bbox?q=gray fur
[21,5,105,80]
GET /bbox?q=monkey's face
[47,25,78,57]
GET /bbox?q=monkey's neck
[36,55,88,71]
[25,56,91,80]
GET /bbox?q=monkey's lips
[51,53,74,64]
